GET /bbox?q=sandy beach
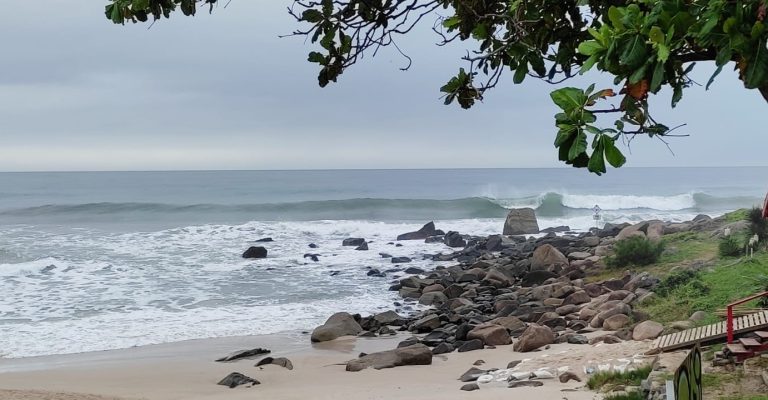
[0,331,651,400]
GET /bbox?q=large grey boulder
[242,246,267,259]
[467,324,511,346]
[397,222,439,240]
[633,320,664,341]
[513,324,555,352]
[503,208,540,235]
[311,312,363,342]
[345,344,432,371]
[530,244,569,272]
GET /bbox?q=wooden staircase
[723,331,768,362]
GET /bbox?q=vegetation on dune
[586,366,653,391]
[607,236,664,268]
[103,0,768,175]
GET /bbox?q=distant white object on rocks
[532,369,555,379]
[477,374,494,384]
[724,227,731,237]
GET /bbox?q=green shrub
[719,235,743,257]
[586,366,653,390]
[747,207,768,241]
[604,392,646,400]
[656,269,698,296]
[607,236,664,268]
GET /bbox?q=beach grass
[586,366,652,391]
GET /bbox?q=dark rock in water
[255,356,294,370]
[559,371,581,383]
[345,344,432,371]
[444,231,467,248]
[459,367,487,382]
[521,270,557,287]
[507,360,522,369]
[303,253,320,262]
[432,342,454,355]
[355,242,369,251]
[308,243,319,248]
[485,235,503,251]
[425,235,445,243]
[404,267,425,274]
[342,238,366,246]
[458,339,484,352]
[367,269,385,277]
[330,271,341,276]
[215,348,271,362]
[397,222,439,240]
[255,237,274,242]
[397,337,421,348]
[242,246,267,259]
[461,383,480,391]
[395,243,403,247]
[503,208,540,235]
[217,372,260,388]
[508,380,543,388]
[311,312,363,342]
[41,265,57,273]
[391,257,412,264]
[540,226,570,234]
[379,252,392,258]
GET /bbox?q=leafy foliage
[747,207,768,241]
[586,366,653,390]
[607,236,664,268]
[719,235,744,257]
[103,0,768,174]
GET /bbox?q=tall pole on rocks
[592,205,602,233]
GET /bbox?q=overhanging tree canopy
[104,0,768,174]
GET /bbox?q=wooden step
[726,343,750,354]
[755,331,768,339]
[739,338,762,347]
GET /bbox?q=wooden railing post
[727,305,734,343]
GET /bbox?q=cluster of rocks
[215,347,294,389]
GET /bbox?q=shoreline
[0,330,651,400]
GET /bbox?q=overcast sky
[0,1,764,171]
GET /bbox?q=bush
[719,236,743,257]
[586,366,653,390]
[607,236,664,268]
[656,269,699,297]
[747,207,768,241]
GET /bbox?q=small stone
[508,380,543,388]
[507,360,522,369]
[473,360,485,366]
[459,367,487,382]
[217,372,260,388]
[460,383,480,391]
[559,372,581,383]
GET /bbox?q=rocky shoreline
[281,211,732,392]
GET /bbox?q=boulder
[521,270,557,287]
[632,320,664,341]
[422,284,445,293]
[458,339,485,352]
[467,324,511,346]
[419,292,449,307]
[459,367,487,382]
[255,237,273,242]
[563,290,591,305]
[530,244,569,272]
[503,208,540,235]
[215,348,271,362]
[616,222,648,241]
[374,310,404,326]
[559,372,582,383]
[513,324,554,352]
[255,357,294,370]
[432,342,454,355]
[646,221,665,242]
[412,314,441,332]
[603,314,631,330]
[489,316,526,334]
[444,231,467,248]
[460,383,480,391]
[355,242,369,251]
[217,372,260,388]
[508,381,543,388]
[397,222,439,240]
[311,312,363,342]
[342,238,366,246]
[242,246,267,259]
[568,251,592,260]
[346,344,432,371]
[391,257,412,264]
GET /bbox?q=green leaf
[588,145,606,175]
[302,9,324,23]
[649,26,664,44]
[307,52,326,64]
[706,65,723,90]
[657,43,670,63]
[603,137,626,168]
[580,55,600,74]
[752,21,765,39]
[550,88,587,112]
[620,35,648,67]
[513,65,528,84]
[744,42,768,88]
[588,27,604,44]
[132,0,150,10]
[723,17,737,34]
[628,62,649,84]
[554,126,576,146]
[442,16,460,28]
[672,85,683,107]
[650,62,665,92]
[578,41,604,56]
[569,131,588,161]
[608,6,625,31]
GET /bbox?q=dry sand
[0,333,652,400]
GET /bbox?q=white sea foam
[560,193,697,211]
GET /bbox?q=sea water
[0,168,765,357]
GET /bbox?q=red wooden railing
[726,291,768,343]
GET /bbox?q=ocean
[1,167,765,358]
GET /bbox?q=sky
[0,1,765,171]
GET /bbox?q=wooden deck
[650,310,768,353]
